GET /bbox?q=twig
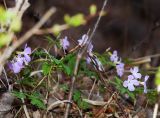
[0,7,56,75]
[14,106,22,118]
[64,0,108,118]
[3,0,7,9]
[32,76,46,92]
[88,78,97,99]
[94,92,116,118]
[130,53,160,61]
[153,103,159,118]
[153,85,160,118]
[2,67,10,91]
[20,89,30,118]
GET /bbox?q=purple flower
[10,55,24,73]
[78,34,88,47]
[12,61,23,73]
[130,67,142,79]
[123,75,140,91]
[10,44,32,73]
[23,44,31,64]
[110,50,119,63]
[143,75,149,93]
[16,54,24,66]
[116,62,124,77]
[60,36,70,50]
[87,43,93,55]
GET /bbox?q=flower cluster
[60,34,104,72]
[110,50,124,77]
[83,35,104,72]
[9,44,31,73]
[123,66,149,93]
[60,35,149,93]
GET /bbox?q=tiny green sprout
[64,13,86,27]
[0,33,13,47]
[10,17,22,32]
[0,7,15,25]
[89,4,97,15]
[52,24,62,36]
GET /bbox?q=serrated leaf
[30,98,46,109]
[28,92,46,109]
[20,77,35,87]
[78,100,89,110]
[73,90,81,102]
[52,58,61,65]
[62,64,71,75]
[42,62,52,75]
[12,91,26,99]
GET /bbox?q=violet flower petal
[78,34,88,47]
[61,36,70,50]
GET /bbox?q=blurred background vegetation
[2,0,160,65]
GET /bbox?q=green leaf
[64,14,86,27]
[10,17,22,32]
[52,58,61,65]
[52,24,61,36]
[20,77,36,87]
[155,67,160,85]
[73,90,81,102]
[89,4,97,15]
[28,92,46,109]
[42,62,52,75]
[30,98,46,109]
[0,33,12,47]
[79,100,90,110]
[12,91,26,99]
[62,64,71,75]
[0,7,15,25]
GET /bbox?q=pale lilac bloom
[87,43,93,55]
[10,44,32,73]
[16,54,24,66]
[110,50,119,63]
[123,75,140,91]
[86,42,93,64]
[116,62,124,77]
[143,75,149,93]
[78,34,88,47]
[10,55,24,73]
[23,44,31,63]
[12,62,23,73]
[60,36,70,50]
[130,67,142,79]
